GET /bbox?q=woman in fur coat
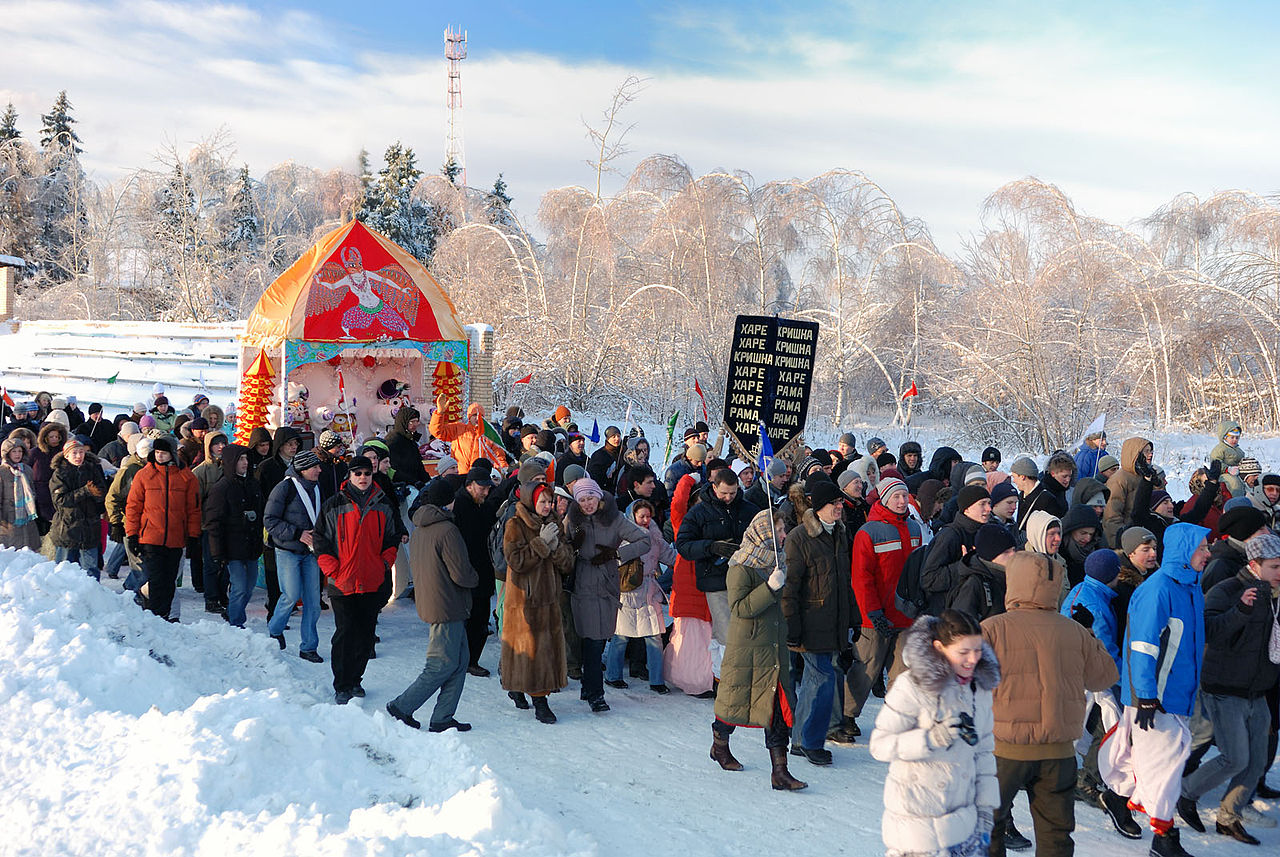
[870,610,1001,857]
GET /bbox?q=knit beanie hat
[1148,489,1171,512]
[767,458,789,479]
[135,436,154,460]
[189,417,208,431]
[1120,526,1157,555]
[683,426,699,440]
[535,429,557,452]
[1239,457,1262,477]
[957,484,991,513]
[346,455,373,474]
[1085,549,1122,584]
[867,437,887,455]
[877,476,909,502]
[808,479,843,513]
[989,481,1019,507]
[425,478,456,507]
[1097,454,1120,473]
[88,402,102,415]
[317,430,344,450]
[119,421,140,439]
[837,469,861,491]
[838,432,857,448]
[1245,531,1280,562]
[964,465,987,486]
[1010,457,1039,478]
[520,424,538,438]
[974,523,1016,561]
[571,477,603,503]
[518,458,547,484]
[1223,496,1255,512]
[687,443,708,463]
[1218,506,1268,542]
[435,455,459,474]
[139,414,156,429]
[562,463,587,484]
[553,406,571,423]
[292,449,321,471]
[982,446,1002,464]
[62,437,86,454]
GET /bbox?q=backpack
[489,497,516,582]
[895,541,932,619]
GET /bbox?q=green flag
[662,410,679,463]
[106,372,119,384]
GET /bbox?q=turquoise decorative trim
[285,339,469,371]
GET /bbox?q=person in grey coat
[564,477,650,712]
[386,477,479,733]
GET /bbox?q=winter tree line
[4,88,1280,451]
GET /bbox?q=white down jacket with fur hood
[870,615,1001,857]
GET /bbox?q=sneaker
[798,746,833,767]
[334,690,352,705]
[298,650,323,664]
[350,683,365,698]
[271,634,285,650]
[589,697,610,713]
[1241,805,1277,828]
[649,684,670,694]
[467,664,491,677]
[1177,796,1205,833]
[428,718,472,733]
[1216,819,1260,845]
[605,679,629,689]
[385,701,420,729]
[1099,789,1143,839]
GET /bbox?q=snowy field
[2,548,1276,857]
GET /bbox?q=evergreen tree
[0,103,19,143]
[485,173,514,226]
[39,91,81,154]
[442,155,461,186]
[224,164,259,253]
[356,141,439,264]
[357,148,372,194]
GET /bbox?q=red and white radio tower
[444,25,467,187]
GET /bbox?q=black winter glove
[837,647,855,673]
[590,545,618,565]
[710,539,739,558]
[127,535,141,556]
[109,523,125,544]
[1070,604,1094,629]
[1207,458,1223,481]
[1134,698,1163,731]
[868,609,895,637]
[1133,455,1154,481]
[568,528,586,550]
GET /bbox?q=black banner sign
[722,314,819,458]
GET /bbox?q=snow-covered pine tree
[356,142,439,264]
[0,103,19,143]
[485,173,515,227]
[224,164,259,254]
[442,156,462,187]
[39,91,81,154]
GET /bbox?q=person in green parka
[1209,419,1249,499]
[710,508,807,791]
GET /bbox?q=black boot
[711,732,743,771]
[1176,796,1204,833]
[1257,778,1280,799]
[769,745,807,790]
[1004,820,1032,851]
[1150,827,1195,857]
[532,696,557,724]
[508,691,530,709]
[1099,789,1143,839]
[826,716,859,745]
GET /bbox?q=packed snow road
[0,548,1273,856]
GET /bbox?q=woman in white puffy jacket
[870,610,1001,857]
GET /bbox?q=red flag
[902,382,919,399]
[514,373,533,385]
[337,370,346,405]
[1,387,13,408]
[694,379,709,422]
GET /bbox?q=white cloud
[1,0,1277,254]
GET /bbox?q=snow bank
[0,548,593,857]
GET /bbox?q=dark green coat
[714,561,795,728]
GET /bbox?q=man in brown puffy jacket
[982,551,1119,857]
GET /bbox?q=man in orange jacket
[124,437,201,619]
[428,394,508,474]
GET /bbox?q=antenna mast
[444,25,467,187]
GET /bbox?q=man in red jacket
[841,477,921,739]
[313,456,403,704]
[124,437,201,620]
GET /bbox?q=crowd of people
[2,389,1279,857]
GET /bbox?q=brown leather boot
[710,733,744,771]
[769,745,808,790]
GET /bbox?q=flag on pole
[756,420,775,473]
[479,418,511,467]
[513,373,532,386]
[1,387,13,408]
[662,410,679,463]
[623,401,633,433]
[337,369,347,406]
[588,418,600,443]
[902,382,919,399]
[106,372,119,385]
[694,379,709,423]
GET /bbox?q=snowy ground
[2,549,1276,857]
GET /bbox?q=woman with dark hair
[871,609,1001,857]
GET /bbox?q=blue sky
[1,1,1278,251]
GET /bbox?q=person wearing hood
[1023,510,1065,595]
[246,426,273,476]
[615,435,670,523]
[906,445,961,494]
[896,440,923,478]
[192,430,230,611]
[586,425,623,488]
[428,394,509,476]
[565,477,650,712]
[0,437,41,551]
[1100,523,1211,856]
[983,551,1119,857]
[203,443,264,628]
[49,437,109,577]
[30,421,68,534]
[1102,437,1154,545]
[1059,504,1104,588]
[1075,430,1108,481]
[384,405,430,486]
[257,425,301,617]
[125,437,201,618]
[871,610,1001,857]
[606,499,678,693]
[780,479,855,767]
[1177,463,1226,537]
[264,448,325,662]
[1254,472,1280,528]
[845,477,921,740]
[1177,532,1280,846]
[949,523,1016,620]
[710,509,807,791]
[383,474,477,725]
[921,484,992,616]
[1208,419,1248,499]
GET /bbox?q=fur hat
[975,523,1016,562]
[520,424,538,438]
[1085,549,1121,584]
[1120,527,1157,555]
[1263,473,1280,488]
[1219,506,1268,542]
[956,484,991,514]
[1010,457,1039,478]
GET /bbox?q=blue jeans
[605,634,664,685]
[390,621,469,727]
[55,546,101,580]
[225,559,257,627]
[794,651,837,750]
[104,540,127,579]
[268,549,320,652]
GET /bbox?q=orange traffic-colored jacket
[125,461,201,548]
[429,402,509,473]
